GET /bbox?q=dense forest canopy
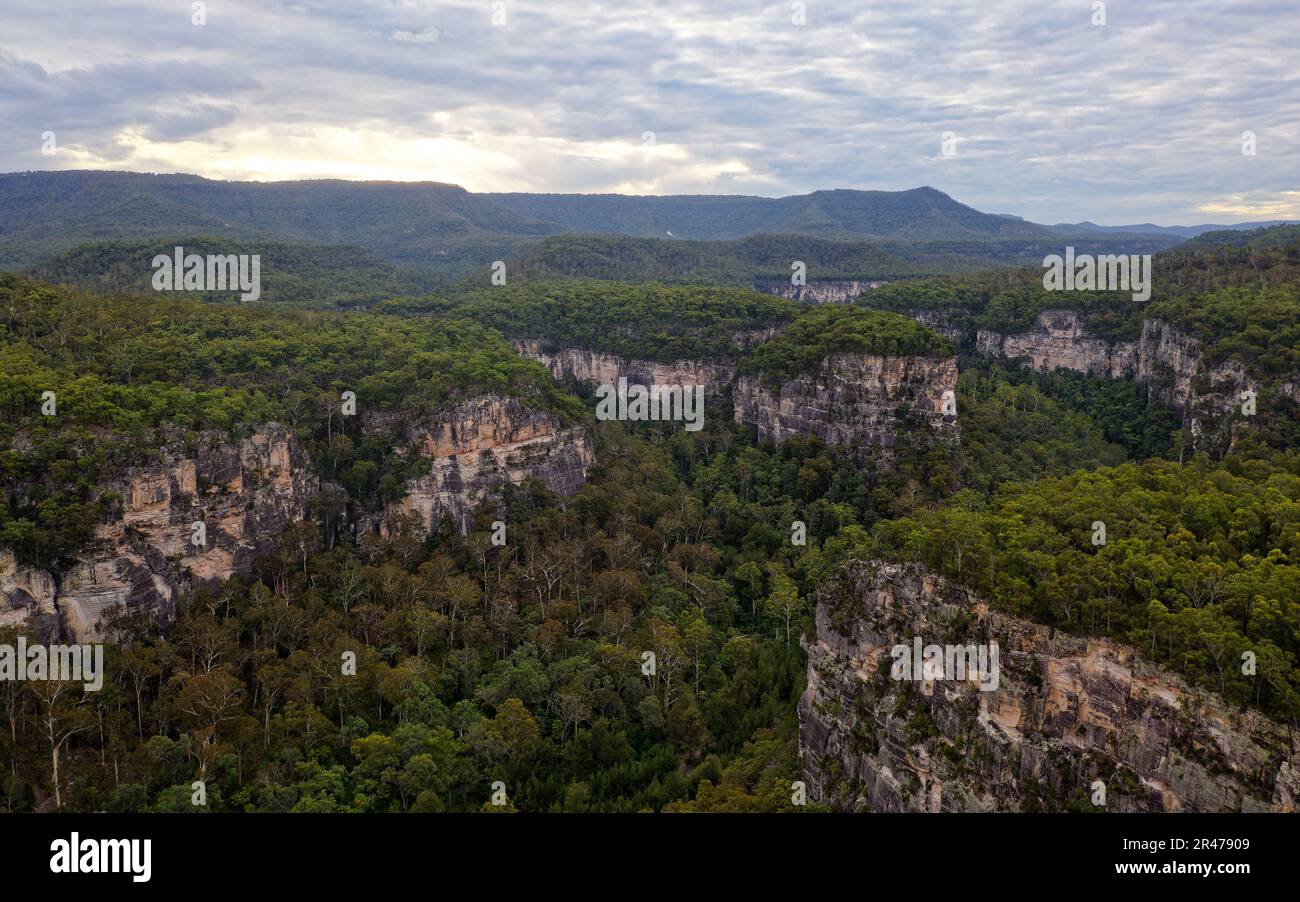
[0,220,1297,813]
[737,305,953,388]
[861,227,1300,377]
[27,237,441,309]
[497,232,923,286]
[379,279,802,362]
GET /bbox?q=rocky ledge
[733,353,959,460]
[973,311,1264,452]
[1,423,317,642]
[800,560,1298,812]
[513,339,736,394]
[380,394,594,535]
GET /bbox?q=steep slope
[733,306,957,459]
[0,274,593,640]
[860,227,1300,452]
[801,561,1298,812]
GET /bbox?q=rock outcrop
[380,395,594,535]
[513,340,735,394]
[44,424,318,641]
[968,311,1256,451]
[800,560,1298,813]
[733,354,959,459]
[518,339,958,464]
[757,279,888,304]
[3,398,598,640]
[0,548,58,638]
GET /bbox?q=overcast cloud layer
[1,0,1297,224]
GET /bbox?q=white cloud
[0,0,1296,224]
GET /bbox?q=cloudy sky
[1,0,1297,224]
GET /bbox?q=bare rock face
[513,340,735,393]
[976,310,1137,379]
[973,311,1256,451]
[733,353,959,461]
[5,423,320,642]
[382,395,594,534]
[800,560,1298,813]
[0,548,58,639]
[903,310,965,345]
[518,339,956,466]
[3,400,597,639]
[757,279,888,304]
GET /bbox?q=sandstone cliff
[517,338,958,464]
[733,353,959,459]
[0,423,319,642]
[378,394,594,535]
[513,339,736,393]
[800,560,1298,812]
[757,279,888,304]
[967,310,1260,451]
[0,547,58,638]
[3,398,595,641]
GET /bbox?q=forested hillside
[501,233,922,286]
[493,232,1179,287]
[486,186,1054,241]
[0,171,560,273]
[379,279,802,362]
[28,238,439,308]
[1,225,1297,813]
[0,272,580,570]
[0,172,1182,286]
[863,226,1300,373]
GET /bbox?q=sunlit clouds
[1,0,1297,223]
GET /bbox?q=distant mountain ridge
[1,170,1285,285]
[1048,219,1299,239]
[485,186,1053,241]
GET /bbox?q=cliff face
[2,397,597,640]
[800,560,1298,813]
[757,279,887,304]
[0,548,58,638]
[973,311,1254,451]
[0,423,318,643]
[70,424,319,641]
[513,340,735,393]
[380,394,594,535]
[733,354,959,459]
[518,339,956,464]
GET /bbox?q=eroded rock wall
[381,394,594,535]
[59,424,316,641]
[971,311,1259,451]
[4,399,596,640]
[513,340,735,393]
[732,353,959,460]
[800,560,1298,813]
[757,279,888,304]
